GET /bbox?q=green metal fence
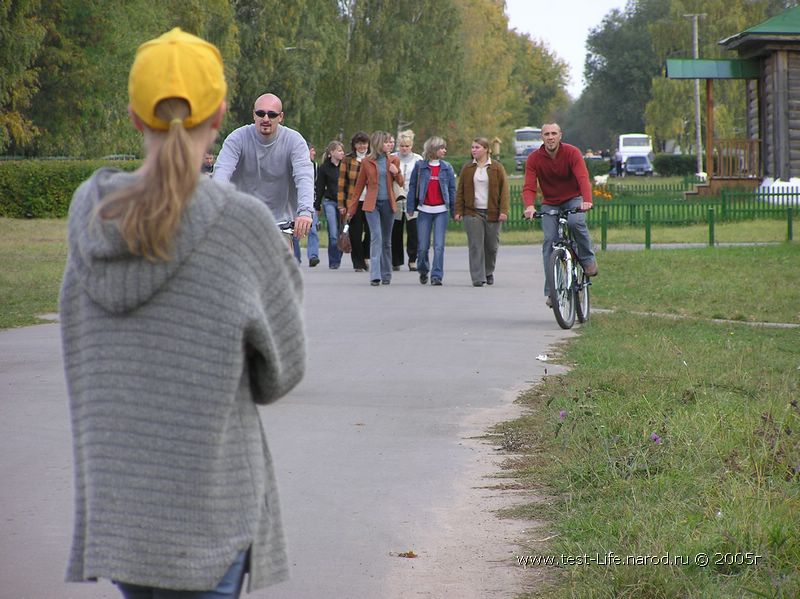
[322,181,798,233]
[476,184,800,231]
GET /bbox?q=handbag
[336,222,352,253]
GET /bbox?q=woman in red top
[407,136,457,286]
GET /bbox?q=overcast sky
[504,0,629,98]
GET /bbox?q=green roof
[721,6,800,48]
[666,58,760,79]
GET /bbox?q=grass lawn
[495,244,800,598]
[0,218,67,329]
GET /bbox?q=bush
[585,158,611,178]
[0,159,141,218]
[652,154,699,177]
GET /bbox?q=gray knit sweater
[60,168,306,592]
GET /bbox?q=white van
[514,127,543,156]
[618,133,653,163]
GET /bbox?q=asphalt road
[0,245,575,599]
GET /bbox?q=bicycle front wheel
[576,269,590,323]
[547,247,575,329]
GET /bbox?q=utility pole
[684,13,706,175]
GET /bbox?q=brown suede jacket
[455,160,510,222]
[346,155,404,216]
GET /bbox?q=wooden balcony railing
[711,138,761,179]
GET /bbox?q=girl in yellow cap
[60,28,305,598]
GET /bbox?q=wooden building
[721,6,800,181]
[666,6,800,192]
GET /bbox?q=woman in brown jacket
[347,130,404,285]
[455,137,510,286]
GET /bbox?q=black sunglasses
[254,109,281,119]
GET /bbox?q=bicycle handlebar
[276,220,295,235]
[529,207,585,219]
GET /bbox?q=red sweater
[521,142,592,208]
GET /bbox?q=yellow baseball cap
[129,28,226,131]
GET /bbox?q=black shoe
[486,274,494,285]
[392,265,400,271]
[381,280,390,285]
[309,256,320,267]
[473,281,484,287]
[419,273,428,285]
[354,268,364,272]
[431,278,442,286]
[370,279,380,286]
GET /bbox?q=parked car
[515,147,534,171]
[625,155,654,176]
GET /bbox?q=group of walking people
[316,129,511,287]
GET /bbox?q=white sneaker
[545,296,553,307]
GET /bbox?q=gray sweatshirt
[60,168,305,592]
[213,123,314,223]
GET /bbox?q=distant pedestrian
[455,137,510,286]
[346,130,404,286]
[316,140,346,268]
[201,151,215,175]
[338,131,371,271]
[293,145,320,266]
[407,136,456,286]
[60,28,305,598]
[392,129,423,271]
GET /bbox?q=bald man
[214,93,314,238]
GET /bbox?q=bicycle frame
[535,208,591,329]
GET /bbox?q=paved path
[0,245,574,599]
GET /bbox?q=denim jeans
[115,551,247,599]
[364,199,394,282]
[322,199,343,268]
[539,197,595,295]
[292,212,320,264]
[416,210,449,281]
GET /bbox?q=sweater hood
[67,168,227,314]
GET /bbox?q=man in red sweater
[522,123,598,304]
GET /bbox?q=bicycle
[533,208,591,329]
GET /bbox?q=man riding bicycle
[522,123,598,306]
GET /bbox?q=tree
[581,0,670,148]
[0,0,46,153]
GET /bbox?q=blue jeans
[416,210,448,281]
[540,197,595,295]
[364,199,394,282]
[322,199,343,268]
[115,551,247,599]
[293,212,320,263]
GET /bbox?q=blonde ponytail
[98,98,200,261]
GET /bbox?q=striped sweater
[60,168,306,592]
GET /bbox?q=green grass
[493,245,800,598]
[0,218,67,329]
[594,245,800,324]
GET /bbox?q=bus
[617,133,653,163]
[514,127,543,156]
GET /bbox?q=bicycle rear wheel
[576,269,590,323]
[547,247,575,329]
